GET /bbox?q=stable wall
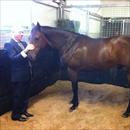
[31,1,58,27]
[100,7,130,17]
[99,0,130,17]
[65,0,130,37]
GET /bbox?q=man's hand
[24,44,35,53]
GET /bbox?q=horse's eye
[35,37,39,41]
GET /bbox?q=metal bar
[122,20,125,35]
[88,11,103,19]
[89,16,101,22]
[32,0,58,8]
[64,4,130,8]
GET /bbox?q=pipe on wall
[32,0,58,9]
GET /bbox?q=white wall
[64,10,70,19]
[0,1,32,27]
[88,18,101,37]
[0,1,58,27]
[31,1,58,27]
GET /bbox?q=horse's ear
[36,22,41,32]
[37,22,40,25]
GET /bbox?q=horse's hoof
[69,105,77,112]
[122,112,130,118]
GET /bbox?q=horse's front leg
[68,67,79,112]
[70,80,79,111]
[123,71,130,118]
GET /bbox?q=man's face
[14,31,24,42]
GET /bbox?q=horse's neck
[61,33,78,55]
[48,31,78,55]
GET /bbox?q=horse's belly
[78,53,117,71]
[67,54,109,70]
[81,61,110,70]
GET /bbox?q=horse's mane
[40,26,90,39]
[40,26,117,41]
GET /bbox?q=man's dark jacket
[4,39,31,82]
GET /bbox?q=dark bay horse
[29,23,130,117]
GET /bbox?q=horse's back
[64,35,130,70]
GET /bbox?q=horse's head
[28,22,49,60]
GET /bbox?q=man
[4,27,35,122]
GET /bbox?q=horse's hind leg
[123,100,130,118]
[123,70,130,118]
[68,67,79,112]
